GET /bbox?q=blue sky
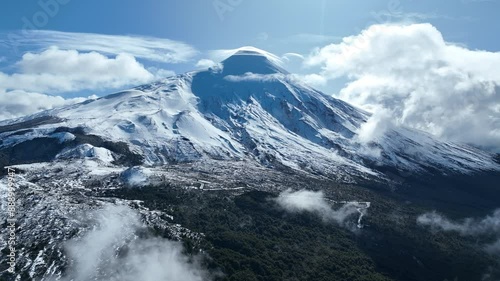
[1,0,499,72]
[0,0,499,151]
[1,1,499,48]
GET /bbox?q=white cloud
[356,107,394,144]
[305,23,500,151]
[298,73,328,88]
[53,204,210,281]
[417,209,500,235]
[0,89,90,121]
[417,209,500,255]
[0,47,168,93]
[195,59,220,69]
[0,47,176,120]
[276,189,331,214]
[281,53,305,61]
[7,30,198,63]
[275,189,360,225]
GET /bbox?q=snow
[29,250,46,278]
[50,132,76,143]
[0,47,498,180]
[92,147,115,163]
[56,144,114,163]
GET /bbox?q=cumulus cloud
[5,30,198,63]
[275,189,361,225]
[0,89,91,121]
[417,209,500,255]
[54,204,210,281]
[305,23,500,151]
[0,47,160,93]
[195,59,220,69]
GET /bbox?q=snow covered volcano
[0,47,498,181]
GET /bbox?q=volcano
[1,47,497,182]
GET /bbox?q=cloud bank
[54,204,209,281]
[417,209,500,255]
[0,89,93,121]
[305,23,500,151]
[275,189,360,225]
[1,47,156,93]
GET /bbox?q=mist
[274,189,360,225]
[417,209,500,255]
[52,204,210,281]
